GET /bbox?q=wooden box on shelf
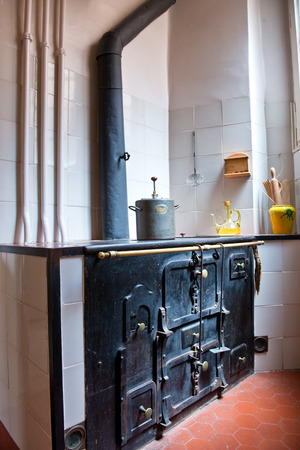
[224,153,250,178]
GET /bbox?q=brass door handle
[137,322,145,331]
[239,356,246,364]
[195,269,208,278]
[197,360,209,371]
[139,405,152,419]
[193,332,200,339]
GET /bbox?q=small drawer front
[127,381,156,440]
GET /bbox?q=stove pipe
[97,0,176,240]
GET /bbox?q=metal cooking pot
[129,177,179,240]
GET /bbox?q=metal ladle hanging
[186,130,203,186]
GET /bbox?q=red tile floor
[142,371,300,450]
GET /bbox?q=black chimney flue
[97,0,176,240]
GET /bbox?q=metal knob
[193,332,200,339]
[235,262,245,269]
[195,269,208,278]
[139,405,153,419]
[138,323,145,331]
[239,356,246,364]
[197,360,209,371]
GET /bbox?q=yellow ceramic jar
[269,205,296,234]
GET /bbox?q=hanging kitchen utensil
[270,167,282,205]
[281,179,291,205]
[186,130,203,186]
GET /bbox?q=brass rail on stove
[98,240,264,260]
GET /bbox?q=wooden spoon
[270,167,282,205]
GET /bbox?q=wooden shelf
[224,153,250,178]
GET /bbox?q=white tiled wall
[254,240,300,371]
[0,252,51,449]
[60,256,85,431]
[169,98,262,237]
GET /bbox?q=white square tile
[255,271,283,306]
[282,240,300,271]
[175,211,197,237]
[6,253,23,300]
[0,79,18,122]
[69,102,90,140]
[223,179,253,210]
[144,155,169,187]
[66,206,92,241]
[145,127,167,158]
[169,157,194,186]
[23,256,47,312]
[60,256,83,304]
[0,161,16,202]
[196,211,218,236]
[8,345,51,434]
[258,241,283,272]
[0,119,17,162]
[266,126,291,155]
[26,413,52,450]
[0,204,17,245]
[170,131,193,160]
[69,71,89,106]
[283,272,300,304]
[284,304,300,337]
[169,108,194,132]
[283,336,300,369]
[0,46,18,83]
[222,97,251,125]
[8,392,27,450]
[68,171,91,207]
[195,182,224,213]
[123,93,145,125]
[196,127,222,156]
[265,101,290,128]
[223,123,252,153]
[170,185,196,213]
[195,154,223,183]
[124,120,145,154]
[126,149,145,183]
[0,337,8,386]
[251,123,267,155]
[254,305,284,338]
[238,209,255,235]
[195,102,222,129]
[145,102,168,132]
[254,337,283,372]
[68,136,89,173]
[63,363,85,430]
[62,303,84,368]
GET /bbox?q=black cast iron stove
[84,238,259,449]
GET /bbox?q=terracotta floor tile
[255,409,282,425]
[166,427,192,445]
[253,387,275,399]
[212,418,239,435]
[280,418,300,434]
[276,404,300,419]
[234,400,259,415]
[257,423,285,440]
[254,397,278,410]
[209,433,239,449]
[213,404,238,419]
[281,433,300,449]
[273,393,296,406]
[234,428,263,446]
[192,409,217,424]
[140,371,300,450]
[234,413,260,429]
[185,438,214,449]
[188,422,216,440]
[257,439,289,449]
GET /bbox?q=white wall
[169,0,296,237]
[0,0,170,243]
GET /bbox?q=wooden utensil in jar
[282,179,290,205]
[270,167,282,205]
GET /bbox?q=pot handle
[129,205,142,212]
[174,204,180,210]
